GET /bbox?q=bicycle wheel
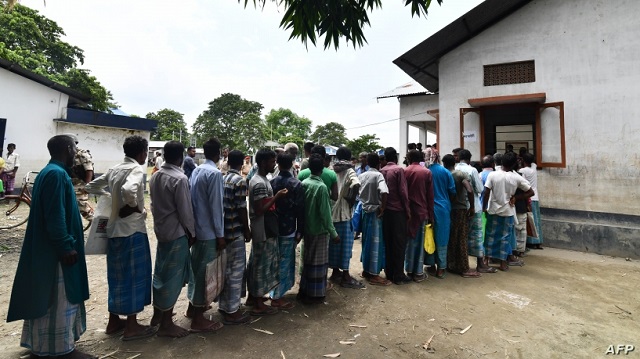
[0,197,30,230]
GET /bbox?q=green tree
[192,93,266,154]
[146,109,190,146]
[0,2,115,111]
[264,108,312,149]
[311,122,348,147]
[346,133,381,156]
[241,0,442,49]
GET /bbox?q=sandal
[121,326,158,341]
[412,273,427,283]
[477,266,498,273]
[367,276,392,286]
[461,271,482,278]
[221,313,251,325]
[270,299,296,309]
[250,306,278,316]
[508,259,525,267]
[435,270,446,279]
[340,277,366,289]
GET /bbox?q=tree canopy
[146,109,190,146]
[264,108,312,149]
[241,0,442,49]
[346,133,381,157]
[0,2,115,111]
[192,93,267,154]
[311,122,348,147]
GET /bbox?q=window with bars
[484,61,535,86]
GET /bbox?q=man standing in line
[247,148,288,315]
[183,146,197,179]
[67,135,95,221]
[298,154,340,304]
[2,143,20,194]
[298,145,338,201]
[403,150,434,282]
[8,135,92,358]
[186,138,226,332]
[219,149,253,325]
[86,135,155,340]
[359,153,390,286]
[299,142,315,171]
[352,152,369,240]
[455,149,496,274]
[284,143,300,177]
[152,151,163,175]
[425,151,456,279]
[518,153,543,250]
[149,141,195,338]
[270,153,305,308]
[483,152,534,271]
[379,147,412,285]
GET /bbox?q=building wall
[398,94,439,158]
[436,0,640,216]
[0,69,69,177]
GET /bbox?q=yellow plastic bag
[423,223,435,254]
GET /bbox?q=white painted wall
[398,94,438,157]
[431,0,640,215]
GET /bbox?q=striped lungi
[514,213,527,252]
[270,236,297,300]
[527,201,544,244]
[187,240,218,307]
[153,236,192,311]
[1,172,16,193]
[219,236,247,314]
[299,233,330,299]
[329,221,354,270]
[404,220,426,275]
[447,209,470,274]
[21,265,86,356]
[484,214,514,261]
[360,211,385,275]
[247,238,279,298]
[467,211,484,257]
[107,232,152,316]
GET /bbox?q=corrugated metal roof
[376,81,433,99]
[393,0,531,92]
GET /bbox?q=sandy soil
[1,219,639,359]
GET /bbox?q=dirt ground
[1,218,639,359]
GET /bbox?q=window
[484,61,535,86]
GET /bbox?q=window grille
[484,61,535,86]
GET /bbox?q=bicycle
[0,171,93,231]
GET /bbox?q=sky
[20,0,483,149]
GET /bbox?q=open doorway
[483,104,536,156]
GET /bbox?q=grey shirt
[357,168,389,213]
[149,162,196,242]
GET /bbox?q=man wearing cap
[66,134,95,220]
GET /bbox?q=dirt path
[1,223,639,359]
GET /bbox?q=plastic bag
[85,194,111,255]
[423,223,435,254]
[205,250,227,304]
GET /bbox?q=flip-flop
[121,326,158,341]
[340,277,366,289]
[270,300,296,309]
[477,267,498,273]
[461,272,482,278]
[222,313,252,325]
[367,278,392,286]
[508,260,525,267]
[412,273,428,283]
[188,321,224,333]
[250,306,278,316]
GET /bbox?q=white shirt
[3,152,20,172]
[485,170,531,217]
[455,162,483,213]
[518,163,539,201]
[86,157,147,238]
[154,156,164,170]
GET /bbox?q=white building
[0,58,157,176]
[389,0,640,257]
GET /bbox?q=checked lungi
[484,214,514,261]
[514,213,527,253]
[299,233,330,298]
[219,236,247,314]
[1,172,16,193]
[247,238,279,298]
[107,232,152,316]
[329,221,354,270]
[404,220,426,275]
[21,265,86,356]
[527,201,544,245]
[187,240,218,307]
[270,235,297,300]
[447,209,470,274]
[467,212,484,257]
[360,211,385,275]
[153,236,192,311]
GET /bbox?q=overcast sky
[22,0,483,149]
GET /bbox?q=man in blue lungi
[86,135,155,341]
[149,141,195,338]
[8,135,92,358]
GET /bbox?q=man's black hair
[163,141,184,163]
[452,147,462,154]
[502,152,518,168]
[277,153,294,170]
[47,135,74,157]
[458,149,472,162]
[228,149,244,167]
[336,146,351,161]
[384,147,398,163]
[311,145,326,157]
[203,138,221,160]
[522,152,535,165]
[481,155,494,168]
[255,148,276,168]
[304,142,315,153]
[123,135,148,159]
[308,153,324,174]
[442,154,456,168]
[407,143,416,150]
[407,149,422,164]
[367,153,380,168]
[519,147,528,156]
[187,146,195,151]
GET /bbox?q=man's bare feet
[105,314,126,335]
[157,321,190,338]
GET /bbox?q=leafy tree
[0,2,115,111]
[146,109,190,146]
[310,122,348,147]
[241,0,442,49]
[264,108,312,149]
[192,93,266,154]
[346,133,381,156]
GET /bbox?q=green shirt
[298,167,337,191]
[302,175,337,238]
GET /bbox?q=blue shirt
[271,170,305,237]
[190,159,224,240]
[429,163,456,213]
[183,156,196,179]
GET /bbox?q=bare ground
[1,220,639,359]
